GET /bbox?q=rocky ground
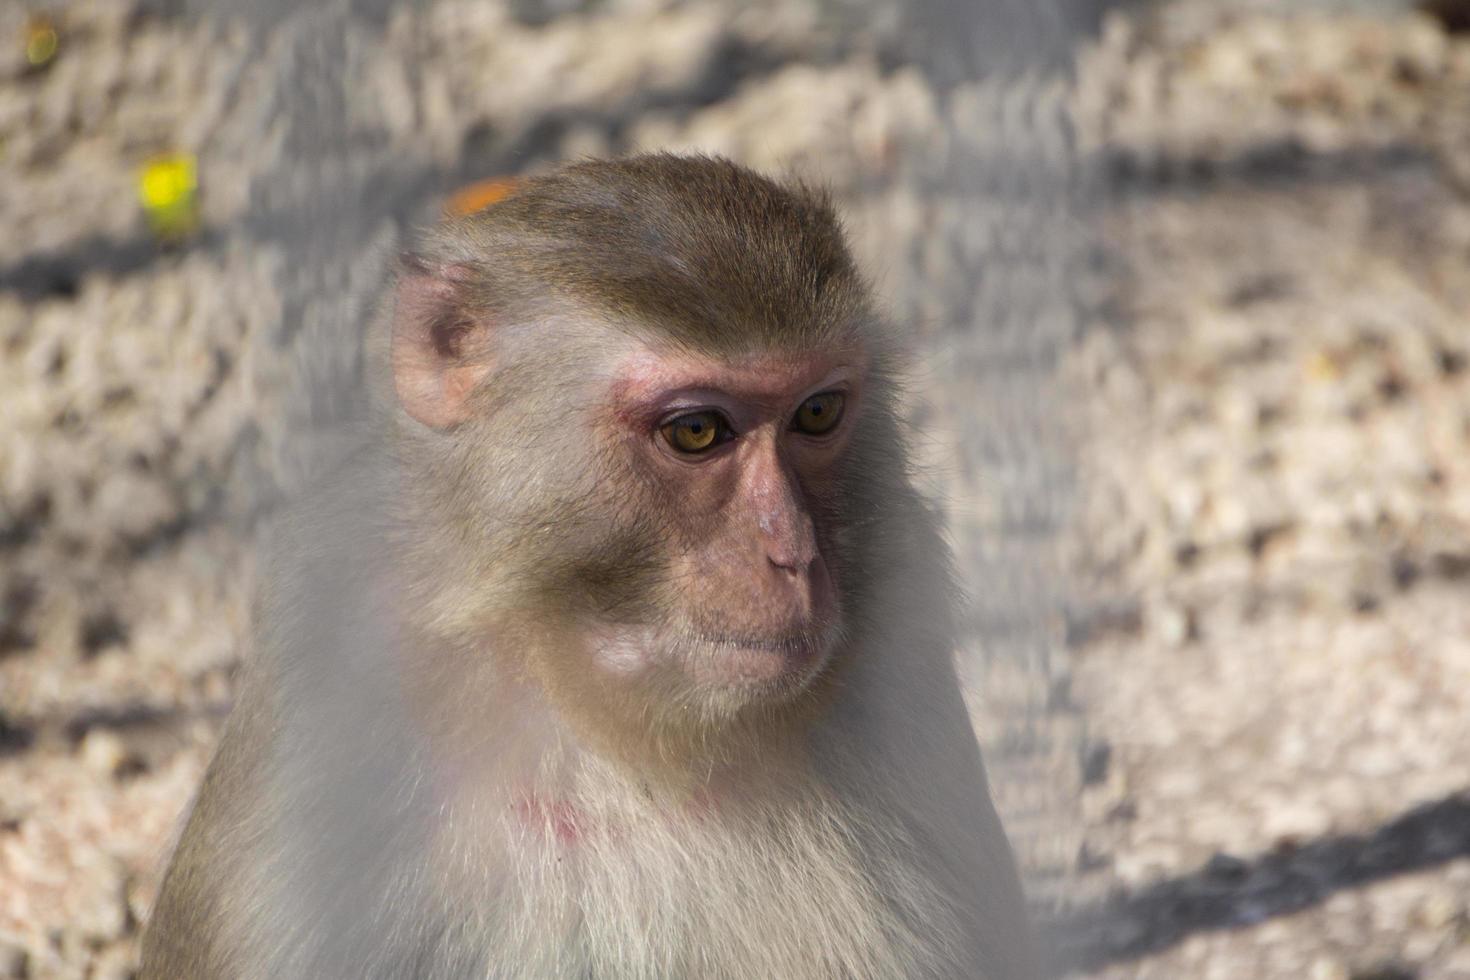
[2,1,1469,977]
[1056,6,1470,976]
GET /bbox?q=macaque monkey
[141,154,1039,979]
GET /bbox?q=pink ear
[390,261,493,429]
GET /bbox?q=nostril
[767,552,812,576]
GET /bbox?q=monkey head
[385,155,903,763]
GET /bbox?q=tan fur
[141,155,1038,979]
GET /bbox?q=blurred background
[3,0,1470,976]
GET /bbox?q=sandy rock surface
[1,1,1469,977]
[1057,5,1470,977]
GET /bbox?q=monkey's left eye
[661,411,731,455]
[791,392,845,436]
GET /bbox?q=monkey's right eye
[661,411,730,455]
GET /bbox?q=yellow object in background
[446,176,519,217]
[25,16,58,68]
[138,153,200,239]
[1303,350,1341,383]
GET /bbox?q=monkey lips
[691,624,839,689]
[590,615,841,697]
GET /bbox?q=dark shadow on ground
[0,230,225,301]
[1043,790,1470,974]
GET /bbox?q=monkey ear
[390,258,494,429]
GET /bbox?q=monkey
[140,154,1040,980]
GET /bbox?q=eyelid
[800,383,850,406]
[801,388,845,403]
[659,406,735,431]
[789,390,847,432]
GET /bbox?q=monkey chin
[687,627,838,697]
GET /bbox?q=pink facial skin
[593,347,867,695]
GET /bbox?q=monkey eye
[661,410,732,455]
[791,391,845,436]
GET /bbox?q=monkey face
[397,331,883,761]
[569,346,866,712]
[385,156,900,752]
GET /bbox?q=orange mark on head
[446,177,520,217]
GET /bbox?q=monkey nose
[766,551,833,620]
[776,555,811,578]
[765,556,812,620]
[758,508,818,576]
[764,527,817,576]
[767,552,811,575]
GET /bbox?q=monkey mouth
[692,625,837,690]
[702,631,823,654]
[586,621,840,695]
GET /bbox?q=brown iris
[661,411,728,454]
[792,392,844,435]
